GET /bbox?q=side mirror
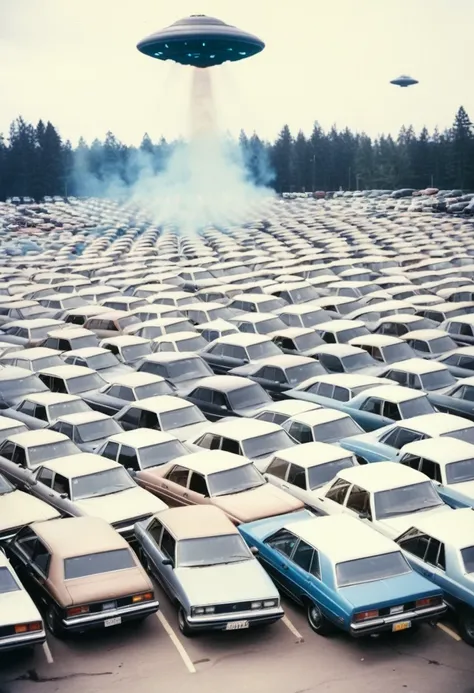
[250,546,259,556]
[127,467,137,477]
[359,511,371,520]
[162,558,172,566]
[59,493,68,499]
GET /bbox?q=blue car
[396,508,474,645]
[286,376,435,432]
[239,510,445,637]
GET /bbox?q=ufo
[390,75,419,87]
[136,14,265,68]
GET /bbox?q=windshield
[343,352,375,371]
[242,430,293,458]
[337,300,364,315]
[88,353,120,370]
[289,286,319,303]
[314,418,362,442]
[339,326,370,342]
[228,383,271,410]
[208,463,266,496]
[61,296,83,308]
[247,341,281,361]
[72,467,135,500]
[374,481,444,520]
[135,381,174,399]
[258,318,287,334]
[139,439,188,469]
[420,369,456,391]
[446,458,474,484]
[307,457,356,490]
[259,299,285,313]
[30,440,79,465]
[461,546,474,574]
[444,427,474,445]
[286,362,323,385]
[429,337,457,354]
[122,343,152,362]
[49,399,90,420]
[176,336,207,352]
[31,325,60,340]
[0,474,14,494]
[294,333,323,350]
[31,356,63,370]
[167,358,212,382]
[68,373,105,394]
[73,336,98,349]
[160,405,206,430]
[117,316,140,329]
[399,396,435,418]
[0,567,20,593]
[77,418,122,442]
[20,305,44,318]
[383,343,415,363]
[166,320,195,334]
[177,534,252,567]
[336,551,411,587]
[64,548,135,579]
[207,307,235,321]
[0,374,48,399]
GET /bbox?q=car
[189,418,295,469]
[395,509,474,645]
[135,505,284,635]
[115,395,209,441]
[228,293,286,314]
[38,364,108,401]
[138,352,214,395]
[82,310,141,338]
[135,450,304,524]
[264,442,358,498]
[401,329,458,359]
[184,375,272,420]
[0,302,51,328]
[238,512,445,637]
[282,409,364,445]
[151,331,208,354]
[0,346,63,372]
[126,317,196,340]
[277,304,331,330]
[313,319,370,345]
[5,392,92,429]
[374,314,438,337]
[306,344,382,375]
[48,411,123,453]
[0,471,60,543]
[201,333,282,374]
[5,517,159,637]
[349,334,417,365]
[40,327,99,351]
[229,355,326,400]
[439,315,474,346]
[97,429,192,472]
[0,415,28,442]
[310,462,451,539]
[436,346,474,378]
[181,301,237,326]
[61,346,134,381]
[83,372,176,416]
[339,412,474,464]
[271,327,325,357]
[378,358,456,393]
[195,318,239,342]
[230,312,288,337]
[253,400,322,426]
[0,366,49,406]
[62,305,107,326]
[28,453,168,540]
[428,376,474,421]
[99,335,153,366]
[0,550,46,652]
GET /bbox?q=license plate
[104,617,122,628]
[225,620,249,630]
[102,601,117,611]
[393,621,411,632]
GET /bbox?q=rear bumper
[185,606,284,632]
[61,600,159,632]
[349,603,446,637]
[0,629,46,651]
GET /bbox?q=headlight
[191,606,215,616]
[251,601,262,609]
[263,599,278,608]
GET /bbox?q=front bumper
[349,603,446,637]
[185,606,284,632]
[62,600,159,632]
[0,629,46,652]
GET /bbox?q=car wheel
[177,606,195,638]
[459,609,474,646]
[46,606,64,638]
[306,601,333,635]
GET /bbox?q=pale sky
[1,0,473,146]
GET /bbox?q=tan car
[0,472,60,542]
[5,517,159,637]
[83,310,140,338]
[136,450,304,524]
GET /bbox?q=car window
[119,445,140,471]
[105,385,122,399]
[288,421,313,444]
[333,386,350,402]
[193,388,212,403]
[120,407,141,426]
[53,473,70,497]
[33,540,51,575]
[147,518,163,545]
[266,456,289,479]
[383,401,401,420]
[360,397,382,415]
[400,454,422,471]
[287,463,306,489]
[35,405,48,421]
[220,437,241,455]
[12,446,26,467]
[102,441,119,460]
[398,528,445,570]
[188,472,209,496]
[160,529,176,563]
[291,540,314,572]
[19,400,36,416]
[325,478,351,504]
[15,528,39,559]
[265,529,298,557]
[37,466,54,487]
[321,355,342,372]
[346,484,372,519]
[380,427,424,449]
[419,458,442,483]
[166,465,189,486]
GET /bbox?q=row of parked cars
[1,194,474,657]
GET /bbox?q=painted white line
[42,640,54,664]
[156,612,196,673]
[437,622,462,642]
[282,615,304,642]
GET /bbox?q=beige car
[6,517,159,637]
[0,551,46,652]
[136,450,304,524]
[0,472,60,542]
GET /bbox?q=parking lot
[2,575,473,693]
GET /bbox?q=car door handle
[281,484,289,490]
[281,563,289,571]
[183,493,188,499]
[163,484,169,489]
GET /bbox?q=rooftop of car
[298,373,389,389]
[172,450,249,475]
[129,395,192,413]
[0,415,26,430]
[211,333,275,347]
[309,344,368,357]
[154,505,238,540]
[39,364,96,378]
[30,516,129,558]
[7,429,70,446]
[273,441,354,467]
[314,319,366,331]
[108,428,180,447]
[39,453,118,476]
[290,409,352,426]
[19,392,82,405]
[355,384,425,402]
[335,461,430,492]
[100,335,150,346]
[386,358,447,374]
[400,436,474,464]
[402,329,451,340]
[403,508,474,550]
[196,417,284,440]
[257,400,321,415]
[349,334,406,347]
[46,327,95,338]
[142,351,203,363]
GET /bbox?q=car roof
[108,372,165,387]
[39,365,96,378]
[401,412,474,435]
[403,329,449,340]
[108,428,179,447]
[274,441,353,467]
[0,415,26,431]
[132,395,192,413]
[157,505,238,539]
[31,516,128,558]
[65,347,110,357]
[10,347,61,360]
[278,304,326,315]
[349,334,405,347]
[387,358,446,374]
[198,417,283,439]
[336,461,431,492]
[143,352,202,364]
[215,333,273,347]
[301,373,387,389]
[357,384,424,402]
[259,400,321,415]
[55,411,109,425]
[22,392,81,405]
[46,328,94,338]
[41,453,118,476]
[315,319,365,331]
[293,409,351,425]
[446,315,474,325]
[191,375,254,391]
[310,344,366,357]
[8,429,69,446]
[405,508,474,550]
[100,335,149,346]
[284,514,397,562]
[0,366,35,380]
[175,450,249,475]
[401,436,474,464]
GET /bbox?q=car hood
[380,505,452,537]
[213,484,304,523]
[74,487,166,524]
[0,490,60,532]
[174,559,279,607]
[167,421,209,442]
[0,589,43,627]
[61,567,152,607]
[339,571,441,611]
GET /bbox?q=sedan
[229,355,325,400]
[49,411,124,453]
[0,472,60,543]
[282,409,364,445]
[4,392,92,430]
[83,373,176,416]
[184,375,272,420]
[138,352,214,396]
[201,334,282,374]
[61,346,133,382]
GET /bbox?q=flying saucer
[390,75,419,87]
[137,14,265,68]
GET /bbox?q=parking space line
[42,640,54,664]
[156,612,196,673]
[282,615,304,643]
[437,622,461,641]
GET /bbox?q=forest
[0,106,473,199]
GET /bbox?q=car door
[356,396,391,431]
[317,478,351,515]
[6,527,50,604]
[261,528,300,595]
[0,442,33,488]
[285,463,310,504]
[283,540,338,617]
[264,456,290,491]
[8,400,39,428]
[143,464,190,505]
[186,471,210,507]
[342,484,373,525]
[156,528,177,596]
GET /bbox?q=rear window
[64,548,135,579]
[0,567,20,593]
[336,551,411,587]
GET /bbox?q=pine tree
[272,125,293,193]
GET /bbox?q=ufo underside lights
[137,14,265,68]
[390,75,419,87]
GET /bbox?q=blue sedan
[239,510,445,637]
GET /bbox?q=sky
[1,0,473,146]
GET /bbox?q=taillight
[354,609,379,622]
[67,605,90,617]
[132,592,154,603]
[416,597,441,608]
[14,621,42,634]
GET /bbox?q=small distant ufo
[390,75,419,87]
[137,14,265,68]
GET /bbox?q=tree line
[0,106,473,200]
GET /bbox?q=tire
[306,601,333,636]
[46,606,65,639]
[458,608,474,646]
[177,607,195,638]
